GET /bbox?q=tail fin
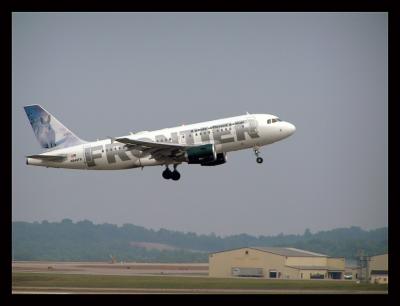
[24,104,86,150]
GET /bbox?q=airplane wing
[115,137,191,160]
[115,138,190,149]
[26,154,68,162]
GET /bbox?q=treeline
[12,219,387,262]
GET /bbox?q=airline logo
[83,118,261,167]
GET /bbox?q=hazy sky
[12,12,388,236]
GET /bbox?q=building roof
[210,246,327,257]
[371,253,388,258]
[251,247,327,257]
[371,270,388,275]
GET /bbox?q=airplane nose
[288,123,296,135]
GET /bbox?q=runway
[12,261,209,277]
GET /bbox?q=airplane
[24,104,296,181]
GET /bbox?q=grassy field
[12,272,387,292]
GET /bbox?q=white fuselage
[26,114,295,170]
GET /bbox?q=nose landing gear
[253,146,263,164]
[162,164,181,181]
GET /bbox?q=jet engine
[201,152,227,166]
[186,144,217,164]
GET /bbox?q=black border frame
[3,0,397,304]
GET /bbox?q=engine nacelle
[186,144,217,164]
[201,152,227,166]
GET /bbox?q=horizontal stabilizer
[26,154,67,162]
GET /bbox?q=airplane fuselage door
[83,144,92,168]
[248,116,258,133]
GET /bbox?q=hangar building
[209,247,345,280]
[368,253,388,284]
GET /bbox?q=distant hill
[12,220,387,263]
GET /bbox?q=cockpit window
[268,118,282,124]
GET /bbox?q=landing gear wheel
[253,146,263,164]
[171,171,181,181]
[162,168,172,179]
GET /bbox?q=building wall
[371,274,388,284]
[285,256,327,267]
[327,257,345,270]
[297,269,327,280]
[281,266,300,279]
[209,248,286,278]
[369,254,388,274]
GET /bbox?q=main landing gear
[253,146,263,164]
[162,164,181,181]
